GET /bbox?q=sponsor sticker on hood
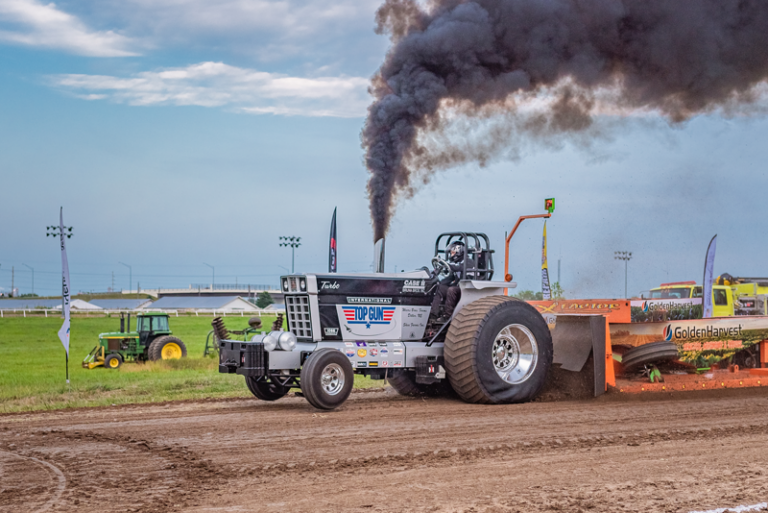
[337,305,399,340]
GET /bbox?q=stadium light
[279,236,302,273]
[614,251,633,298]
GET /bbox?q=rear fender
[454,281,518,316]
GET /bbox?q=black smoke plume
[363,0,768,240]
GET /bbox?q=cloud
[71,0,382,62]
[101,0,378,38]
[51,61,370,117]
[0,0,137,56]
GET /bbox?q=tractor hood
[280,271,433,342]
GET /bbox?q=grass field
[0,314,383,413]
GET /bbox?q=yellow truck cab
[648,281,734,317]
[716,275,768,316]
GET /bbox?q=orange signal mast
[503,198,555,293]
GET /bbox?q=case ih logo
[342,306,395,329]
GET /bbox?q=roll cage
[434,232,494,281]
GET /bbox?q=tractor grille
[285,295,312,340]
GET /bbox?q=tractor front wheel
[149,336,188,361]
[104,353,123,369]
[300,349,354,410]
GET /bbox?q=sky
[1,0,767,299]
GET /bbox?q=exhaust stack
[373,238,385,273]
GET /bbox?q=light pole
[203,263,215,290]
[22,264,34,295]
[119,262,132,293]
[47,223,73,314]
[614,251,632,298]
[279,236,301,273]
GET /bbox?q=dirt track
[2,387,768,513]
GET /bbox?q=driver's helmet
[447,241,465,263]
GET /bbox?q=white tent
[54,299,102,311]
[145,296,260,312]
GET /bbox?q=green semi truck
[83,312,187,369]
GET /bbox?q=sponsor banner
[631,298,701,312]
[329,207,337,273]
[610,316,768,365]
[529,299,631,325]
[703,235,717,318]
[57,208,71,357]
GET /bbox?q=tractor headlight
[282,279,289,291]
[277,331,297,351]
[299,278,306,291]
[262,332,278,351]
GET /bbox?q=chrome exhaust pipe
[373,238,385,273]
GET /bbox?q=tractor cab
[433,232,494,281]
[137,313,171,346]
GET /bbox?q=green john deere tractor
[82,312,187,369]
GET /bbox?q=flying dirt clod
[363,0,768,239]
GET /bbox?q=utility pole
[11,266,14,297]
[111,271,115,292]
[557,259,561,284]
[22,264,33,295]
[203,263,215,290]
[119,262,132,293]
[614,251,633,298]
[279,236,302,273]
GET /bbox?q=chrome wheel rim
[320,363,345,395]
[492,324,538,384]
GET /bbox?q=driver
[430,241,474,321]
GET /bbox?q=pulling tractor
[217,228,555,410]
[83,312,188,369]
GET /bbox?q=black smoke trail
[363,0,768,239]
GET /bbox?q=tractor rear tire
[621,341,679,370]
[387,370,455,397]
[104,353,123,369]
[445,296,553,404]
[149,336,187,361]
[300,349,354,410]
[245,376,290,401]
